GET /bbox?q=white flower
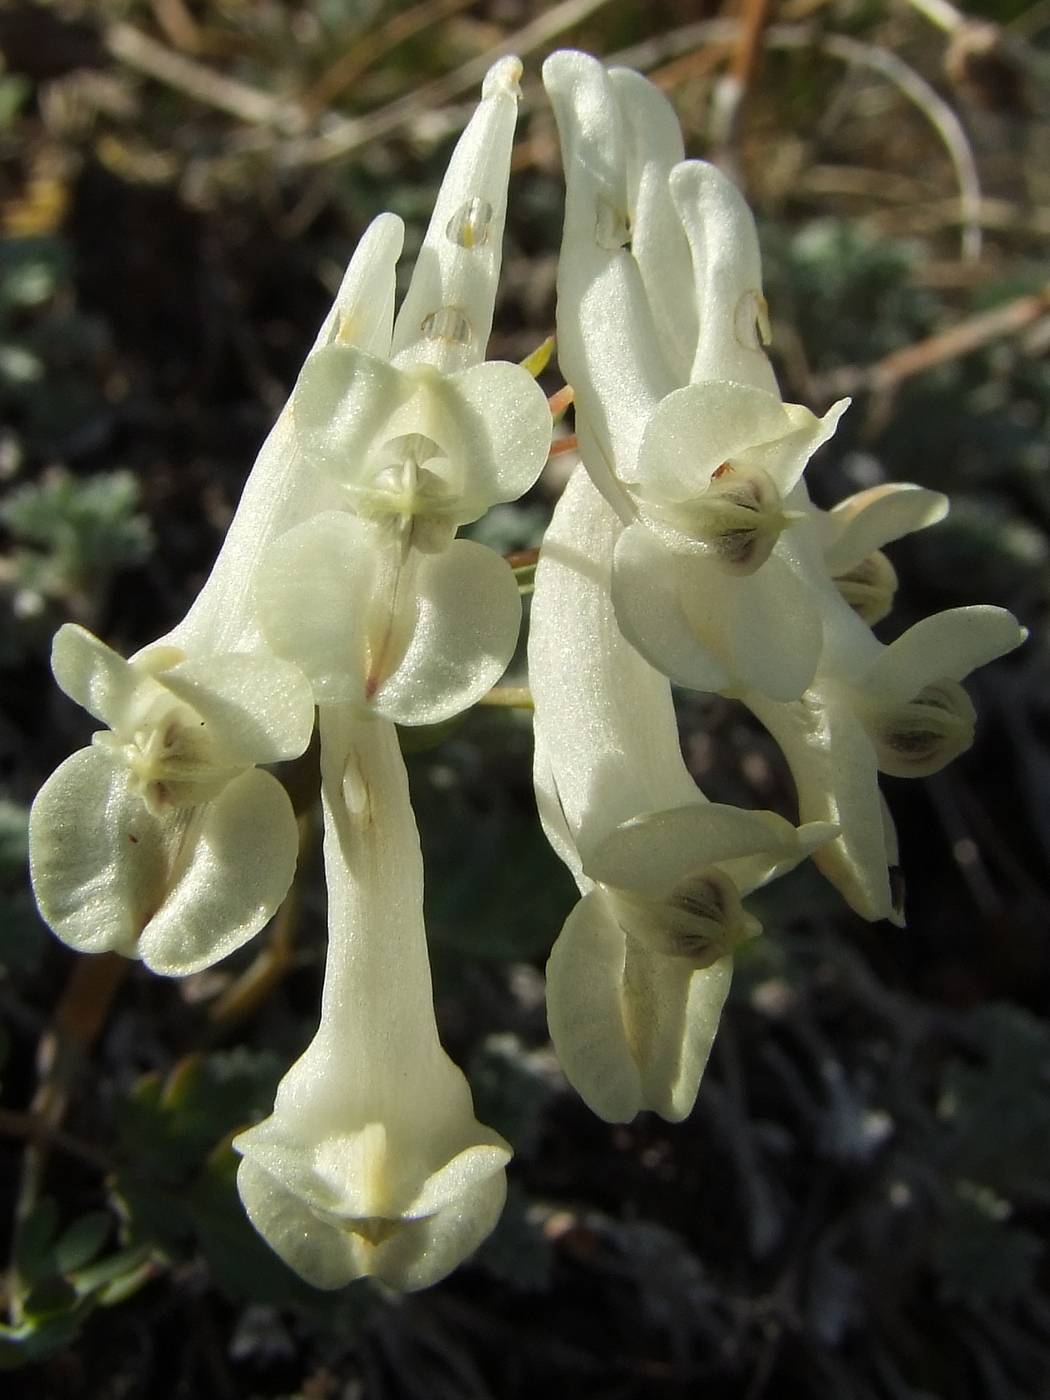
[254,58,551,725]
[530,466,833,1122]
[745,596,1025,922]
[29,624,312,975]
[234,706,509,1291]
[543,51,847,701]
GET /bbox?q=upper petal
[51,624,151,733]
[862,605,1026,704]
[821,483,949,576]
[160,653,315,766]
[582,803,801,898]
[635,381,794,505]
[447,360,551,512]
[293,344,407,485]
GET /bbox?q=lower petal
[546,891,643,1123]
[374,539,521,726]
[29,746,170,958]
[612,524,732,694]
[140,767,299,976]
[679,553,823,701]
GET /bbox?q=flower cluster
[27,48,1024,1291]
[30,56,543,1292]
[531,50,1024,1120]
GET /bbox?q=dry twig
[275,0,619,166]
[813,283,1050,399]
[105,21,304,132]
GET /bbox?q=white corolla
[255,57,551,725]
[543,50,848,702]
[530,466,834,1123]
[235,707,509,1291]
[29,624,310,976]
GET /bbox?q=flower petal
[583,803,801,898]
[545,891,644,1123]
[670,160,780,395]
[543,50,673,482]
[29,746,170,957]
[50,624,150,732]
[863,605,1026,704]
[738,397,849,497]
[378,1171,507,1291]
[623,935,732,1122]
[391,57,522,374]
[293,344,407,485]
[678,549,824,701]
[608,66,696,384]
[747,689,893,921]
[312,211,404,361]
[255,511,379,706]
[236,1156,506,1292]
[822,483,949,576]
[611,523,733,695]
[635,381,793,505]
[403,1143,512,1219]
[160,653,315,765]
[140,767,299,975]
[375,539,521,725]
[448,360,552,510]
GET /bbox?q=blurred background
[0,0,1049,1395]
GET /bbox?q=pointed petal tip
[483,55,523,98]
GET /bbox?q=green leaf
[52,1212,112,1274]
[72,1243,154,1298]
[474,1184,552,1289]
[938,1003,1050,1200]
[13,1198,58,1285]
[21,1274,77,1320]
[935,1186,1043,1306]
[0,75,31,132]
[469,1034,553,1152]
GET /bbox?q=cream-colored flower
[531,466,833,1122]
[543,51,846,701]
[254,58,551,724]
[745,597,1025,922]
[815,482,949,624]
[235,706,509,1291]
[29,624,311,975]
